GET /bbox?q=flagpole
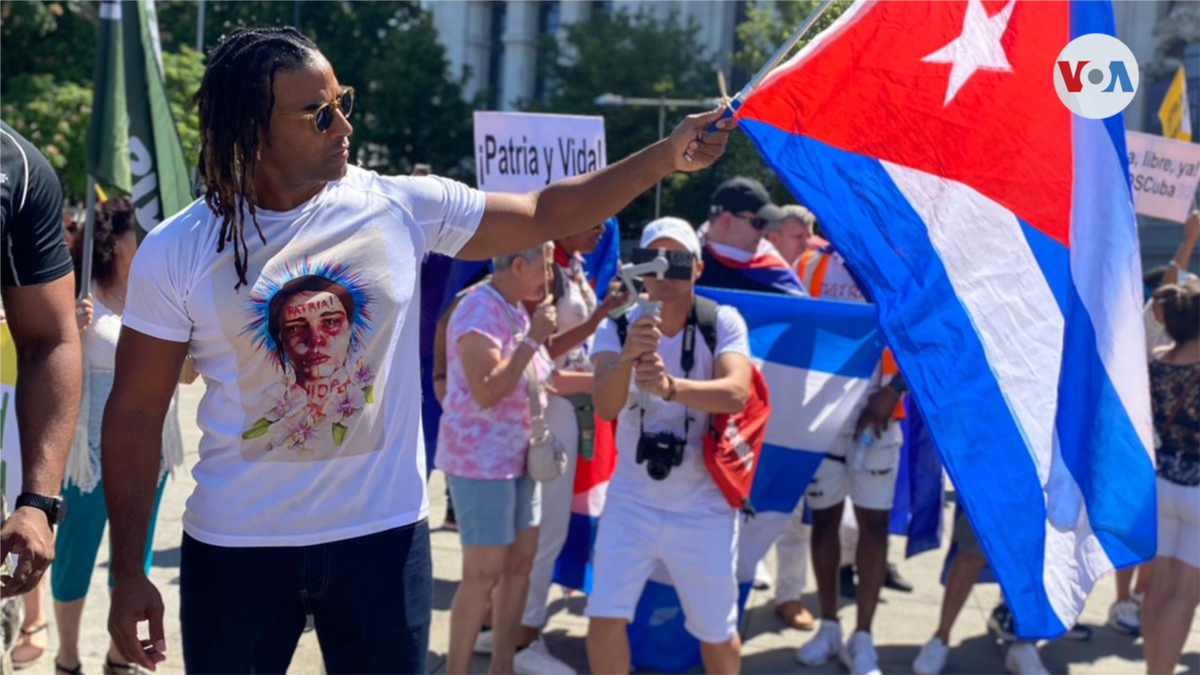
[79,176,97,300]
[733,0,835,105]
[196,0,205,53]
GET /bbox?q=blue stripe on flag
[552,513,600,593]
[1019,218,1158,569]
[698,287,883,378]
[740,119,1067,637]
[750,444,827,514]
[1070,1,1130,188]
[627,581,754,673]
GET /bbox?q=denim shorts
[446,474,542,547]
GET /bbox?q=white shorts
[1157,477,1200,568]
[805,423,902,511]
[585,498,739,643]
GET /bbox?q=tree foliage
[1,0,474,202]
[526,8,723,232]
[1,0,851,219]
[154,1,477,178]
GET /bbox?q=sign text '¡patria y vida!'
[476,135,605,188]
[1129,149,1200,198]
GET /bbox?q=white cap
[639,217,702,259]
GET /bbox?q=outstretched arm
[458,109,735,261]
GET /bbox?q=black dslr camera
[636,431,686,481]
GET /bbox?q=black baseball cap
[710,177,786,225]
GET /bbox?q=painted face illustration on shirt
[242,259,377,455]
[275,286,353,393]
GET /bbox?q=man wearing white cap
[585,218,753,675]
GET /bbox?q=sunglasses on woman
[290,87,355,133]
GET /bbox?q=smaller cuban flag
[737,0,1156,639]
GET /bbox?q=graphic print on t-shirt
[238,253,378,459]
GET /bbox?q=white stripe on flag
[758,360,871,451]
[882,161,1107,629]
[571,480,610,517]
[1068,118,1155,457]
[881,162,1063,488]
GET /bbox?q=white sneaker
[514,638,577,675]
[1107,599,1141,635]
[795,620,846,666]
[1005,643,1049,675]
[912,636,949,675]
[842,630,882,675]
[474,628,494,654]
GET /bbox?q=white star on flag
[923,0,1017,106]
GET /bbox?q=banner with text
[474,112,606,192]
[1126,131,1200,223]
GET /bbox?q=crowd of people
[0,25,1197,675]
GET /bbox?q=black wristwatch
[14,493,63,528]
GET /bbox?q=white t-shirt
[592,303,751,515]
[123,166,485,547]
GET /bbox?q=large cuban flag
[552,288,883,667]
[737,0,1156,639]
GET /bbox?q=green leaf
[332,423,348,446]
[241,417,271,440]
[363,385,375,404]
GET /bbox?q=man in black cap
[697,177,806,296]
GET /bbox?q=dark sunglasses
[735,211,768,230]
[290,87,355,133]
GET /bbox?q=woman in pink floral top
[437,243,557,675]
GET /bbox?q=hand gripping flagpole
[707,0,835,131]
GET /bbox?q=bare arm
[551,370,593,397]
[459,333,539,409]
[637,351,751,415]
[546,283,628,361]
[432,301,458,405]
[1,275,81,498]
[103,328,185,669]
[546,312,605,361]
[1163,210,1199,287]
[103,328,187,581]
[458,110,734,260]
[592,351,634,421]
[592,314,662,420]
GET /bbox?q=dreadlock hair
[195,27,319,290]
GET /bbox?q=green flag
[86,0,192,238]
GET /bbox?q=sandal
[103,656,148,675]
[55,661,84,675]
[11,621,48,670]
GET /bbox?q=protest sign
[474,112,606,192]
[1126,131,1200,223]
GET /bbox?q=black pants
[180,520,432,674]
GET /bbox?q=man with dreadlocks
[99,27,733,674]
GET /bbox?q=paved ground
[17,382,1200,674]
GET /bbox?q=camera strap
[638,305,700,437]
